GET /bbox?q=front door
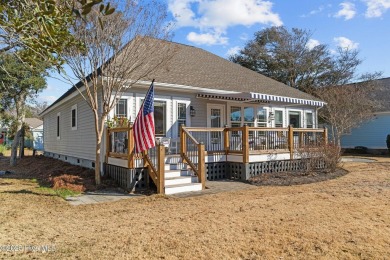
[207,104,225,150]
[288,111,301,128]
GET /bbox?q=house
[40,39,326,194]
[341,77,390,154]
[24,118,44,151]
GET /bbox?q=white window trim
[287,109,303,128]
[71,104,77,130]
[227,103,269,127]
[305,111,314,128]
[274,109,284,128]
[207,103,226,128]
[56,112,61,140]
[173,99,191,137]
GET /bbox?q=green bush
[0,144,8,154]
[386,134,390,154]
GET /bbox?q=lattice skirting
[228,159,326,180]
[205,162,227,181]
[104,163,147,192]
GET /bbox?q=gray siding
[341,113,390,149]
[43,94,97,161]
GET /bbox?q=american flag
[133,80,155,153]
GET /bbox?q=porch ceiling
[197,92,325,107]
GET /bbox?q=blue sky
[39,0,390,105]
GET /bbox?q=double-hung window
[306,112,313,128]
[275,110,283,127]
[115,99,128,118]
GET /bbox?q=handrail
[180,125,206,189]
[142,144,165,194]
[182,128,200,145]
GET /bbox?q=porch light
[190,106,196,117]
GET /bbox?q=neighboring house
[40,39,326,194]
[25,118,44,151]
[341,77,390,153]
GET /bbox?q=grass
[0,156,389,259]
[36,186,80,199]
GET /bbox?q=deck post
[288,125,294,160]
[242,125,249,163]
[128,124,134,168]
[323,127,328,145]
[198,142,206,189]
[157,143,165,194]
[223,124,229,155]
[142,150,150,188]
[180,124,187,163]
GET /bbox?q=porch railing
[181,125,328,163]
[106,125,165,194]
[180,126,206,189]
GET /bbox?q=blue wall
[341,113,390,149]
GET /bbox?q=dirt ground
[0,156,389,259]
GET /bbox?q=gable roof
[148,41,320,101]
[42,38,321,115]
[25,118,43,129]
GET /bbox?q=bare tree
[316,73,382,146]
[61,0,174,185]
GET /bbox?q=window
[230,106,241,127]
[115,99,127,118]
[306,112,313,128]
[257,108,267,127]
[71,104,77,130]
[56,112,60,139]
[244,107,255,127]
[177,103,187,136]
[154,101,166,136]
[289,111,301,128]
[275,110,283,127]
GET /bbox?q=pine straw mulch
[248,167,349,186]
[0,155,117,192]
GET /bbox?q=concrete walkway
[66,190,142,206]
[66,180,255,205]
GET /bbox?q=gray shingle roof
[370,77,390,112]
[147,41,321,101]
[25,118,43,129]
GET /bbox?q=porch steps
[164,167,202,195]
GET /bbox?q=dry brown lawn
[0,156,389,259]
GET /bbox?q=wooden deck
[105,125,328,194]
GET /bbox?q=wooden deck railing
[106,125,165,194]
[182,125,328,162]
[180,126,206,189]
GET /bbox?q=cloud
[300,4,331,17]
[364,0,390,17]
[169,0,282,45]
[38,95,58,104]
[226,46,241,57]
[335,2,356,20]
[334,36,359,50]
[306,39,321,50]
[187,32,228,45]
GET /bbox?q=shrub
[295,143,341,173]
[0,144,8,155]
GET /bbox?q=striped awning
[197,92,325,107]
[250,92,325,107]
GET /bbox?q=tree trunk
[10,95,26,166]
[10,128,21,166]
[19,127,25,158]
[93,111,107,186]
